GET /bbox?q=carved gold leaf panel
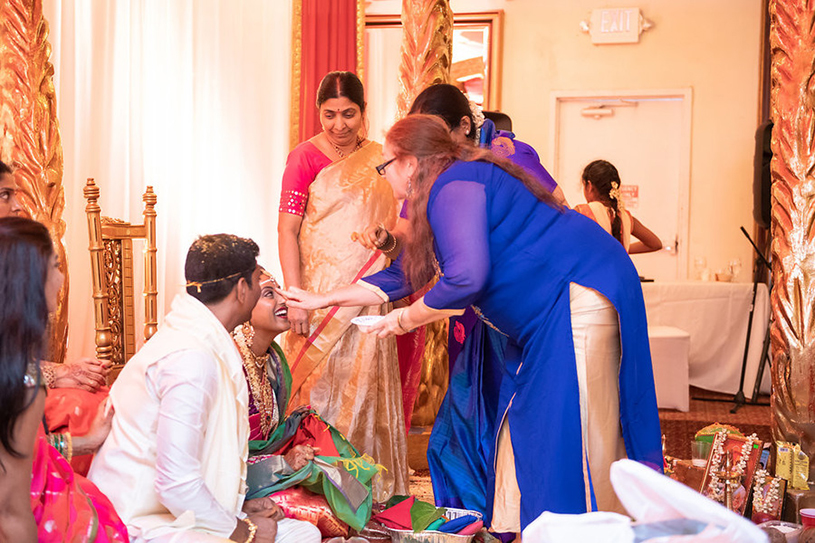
[103,238,125,366]
[769,0,815,478]
[0,0,67,363]
[396,0,453,119]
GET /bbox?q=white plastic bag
[521,459,768,543]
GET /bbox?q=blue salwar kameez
[362,159,662,529]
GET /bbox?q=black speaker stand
[692,226,771,413]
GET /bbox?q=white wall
[366,0,764,279]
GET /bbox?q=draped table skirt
[641,281,770,396]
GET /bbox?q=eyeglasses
[375,158,396,176]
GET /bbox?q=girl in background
[575,159,662,254]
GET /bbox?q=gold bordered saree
[282,141,408,500]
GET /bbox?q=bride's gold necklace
[233,323,278,438]
[331,136,363,158]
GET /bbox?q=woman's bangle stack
[375,230,397,253]
[49,432,73,462]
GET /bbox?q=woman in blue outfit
[355,88,565,520]
[281,114,662,533]
[408,84,566,522]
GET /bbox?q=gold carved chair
[84,179,158,382]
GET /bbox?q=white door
[551,90,691,281]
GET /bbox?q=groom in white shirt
[89,234,320,543]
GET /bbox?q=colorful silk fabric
[247,408,379,531]
[280,140,408,501]
[270,486,350,538]
[429,310,506,523]
[31,430,128,542]
[479,119,559,193]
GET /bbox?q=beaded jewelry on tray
[279,189,308,216]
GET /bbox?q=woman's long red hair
[386,114,561,290]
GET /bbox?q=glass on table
[729,258,742,281]
[691,440,711,467]
[694,257,707,280]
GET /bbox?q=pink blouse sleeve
[279,142,331,216]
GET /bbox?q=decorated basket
[385,507,483,543]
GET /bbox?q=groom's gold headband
[185,265,268,293]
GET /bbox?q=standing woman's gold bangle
[396,308,411,333]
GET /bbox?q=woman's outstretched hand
[275,286,331,312]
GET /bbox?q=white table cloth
[641,281,770,396]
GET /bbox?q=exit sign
[589,8,644,44]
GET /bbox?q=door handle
[662,237,678,254]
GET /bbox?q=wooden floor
[407,386,773,504]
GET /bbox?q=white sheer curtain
[43,0,292,362]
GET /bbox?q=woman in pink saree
[0,217,127,542]
[277,71,407,500]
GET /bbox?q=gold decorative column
[0,0,68,363]
[397,0,454,427]
[769,0,815,480]
[396,0,454,119]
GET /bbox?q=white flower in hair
[609,181,626,212]
[469,99,485,129]
[470,99,485,141]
